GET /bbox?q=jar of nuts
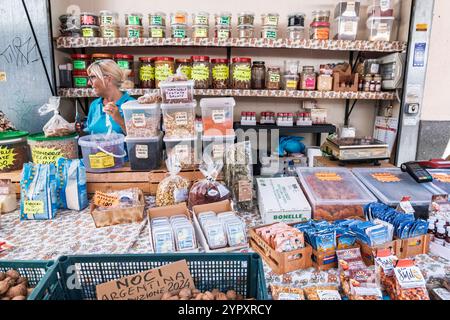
[266,67,281,90]
[161,102,197,139]
[191,56,211,89]
[155,56,175,88]
[231,57,252,89]
[211,58,229,89]
[139,57,156,88]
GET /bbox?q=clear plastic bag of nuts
[39,96,75,137]
[156,155,190,207]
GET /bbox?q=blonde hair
[87,59,129,88]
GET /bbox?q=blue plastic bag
[56,158,88,211]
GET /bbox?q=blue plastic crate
[56,253,268,300]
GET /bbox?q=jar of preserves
[215,12,232,26]
[99,11,119,26]
[149,12,166,26]
[126,25,144,38]
[192,12,209,25]
[300,66,317,90]
[288,13,306,27]
[261,13,279,26]
[287,26,306,40]
[80,12,99,26]
[312,10,330,23]
[126,13,143,26]
[114,54,134,71]
[193,25,209,39]
[73,70,89,88]
[100,26,120,38]
[191,56,210,89]
[251,61,266,89]
[71,54,91,71]
[310,22,330,40]
[171,24,188,38]
[155,57,175,88]
[139,57,156,88]
[214,25,231,39]
[261,26,278,39]
[231,57,251,89]
[211,59,229,89]
[266,67,281,90]
[170,11,188,25]
[238,12,255,25]
[92,53,114,62]
[81,25,100,38]
[176,58,192,79]
[149,25,166,38]
[238,25,254,38]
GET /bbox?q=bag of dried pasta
[156,155,190,207]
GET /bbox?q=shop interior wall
[51,0,410,146]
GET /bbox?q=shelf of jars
[58,88,396,100]
[56,37,407,53]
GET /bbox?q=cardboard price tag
[96,260,195,300]
[94,191,120,208]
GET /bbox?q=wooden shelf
[58,88,396,100]
[56,37,407,53]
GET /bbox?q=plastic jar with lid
[192,12,210,25]
[92,53,114,62]
[81,25,100,38]
[287,26,306,40]
[251,61,266,89]
[266,67,281,90]
[0,131,30,172]
[231,57,252,89]
[238,25,254,38]
[71,54,91,71]
[193,25,209,39]
[214,25,231,39]
[261,26,278,39]
[310,22,330,40]
[149,25,166,38]
[100,26,120,38]
[300,66,317,90]
[211,59,229,89]
[238,12,255,26]
[114,54,134,71]
[374,74,382,92]
[191,56,210,89]
[288,13,306,27]
[261,13,279,26]
[126,13,143,26]
[149,12,166,26]
[80,12,99,26]
[215,12,232,26]
[176,58,192,80]
[171,24,188,38]
[283,74,299,90]
[73,70,89,88]
[312,10,330,23]
[155,57,175,88]
[139,57,156,88]
[126,25,144,38]
[171,11,188,25]
[99,11,119,26]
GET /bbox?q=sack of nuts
[393,259,430,300]
[39,96,75,137]
[156,155,190,207]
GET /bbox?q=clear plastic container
[429,170,450,195]
[261,26,278,39]
[164,136,197,170]
[283,74,299,90]
[171,24,188,38]
[334,16,360,40]
[170,11,188,25]
[368,1,394,17]
[149,12,166,26]
[122,101,160,138]
[28,133,78,164]
[126,13,143,26]
[149,25,166,38]
[0,131,30,172]
[237,24,255,38]
[287,26,306,40]
[238,12,255,25]
[334,1,361,18]
[192,25,209,38]
[214,25,231,39]
[284,60,299,75]
[310,22,330,40]
[353,168,440,207]
[215,12,232,26]
[200,97,235,136]
[161,103,197,139]
[160,80,195,104]
[367,16,394,41]
[261,13,279,26]
[296,167,378,221]
[125,25,144,38]
[202,134,235,162]
[192,12,210,25]
[99,11,119,26]
[125,134,163,171]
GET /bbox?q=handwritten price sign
[93,191,120,208]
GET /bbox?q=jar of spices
[364,75,372,92]
[100,26,120,38]
[288,13,306,27]
[261,13,279,26]
[92,53,114,62]
[370,77,376,92]
[310,22,330,40]
[149,25,166,38]
[312,10,330,23]
[176,58,192,79]
[149,12,166,26]
[300,66,317,90]
[71,54,91,71]
[126,25,144,38]
[80,12,99,26]
[231,57,252,89]
[155,56,175,88]
[81,25,100,38]
[374,74,382,92]
[171,24,188,38]
[99,11,119,26]
[170,11,188,25]
[251,61,266,89]
[192,25,209,39]
[114,54,134,71]
[261,26,278,39]
[126,13,143,26]
[238,12,255,26]
[214,25,231,39]
[266,67,281,90]
[192,12,209,25]
[73,70,89,88]
[238,25,254,38]
[215,12,232,26]
[287,26,306,40]
[139,57,156,88]
[211,59,229,89]
[191,56,210,89]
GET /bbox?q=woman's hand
[103,102,122,122]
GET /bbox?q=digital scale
[321,136,390,166]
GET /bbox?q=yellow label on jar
[24,200,44,216]
[82,28,94,37]
[286,80,298,89]
[151,28,164,38]
[191,65,209,81]
[233,65,251,81]
[194,27,208,38]
[155,64,174,81]
[89,152,115,169]
[139,65,155,81]
[179,66,192,79]
[0,146,16,170]
[212,65,229,80]
[32,147,62,165]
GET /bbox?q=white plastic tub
[200,97,235,136]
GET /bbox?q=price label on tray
[371,173,401,183]
[433,174,450,183]
[315,172,343,182]
[94,191,120,208]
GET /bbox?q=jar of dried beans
[191,56,210,89]
[211,59,229,89]
[139,57,156,88]
[231,57,251,89]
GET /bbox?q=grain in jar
[211,59,229,89]
[283,74,299,90]
[261,13,279,26]
[155,56,175,88]
[288,13,306,27]
[300,66,317,90]
[261,26,278,39]
[191,56,210,89]
[231,57,252,89]
[149,25,166,38]
[192,25,209,39]
[238,25,254,38]
[126,25,144,38]
[317,74,333,91]
[149,12,166,26]
[251,61,266,89]
[71,54,91,71]
[0,131,30,172]
[73,70,89,88]
[312,10,330,23]
[238,12,255,25]
[192,12,210,25]
[91,53,114,62]
[215,12,232,26]
[171,24,188,38]
[100,26,120,38]
[139,57,156,88]
[176,58,192,80]
[214,25,231,39]
[99,11,119,26]
[266,67,281,90]
[114,54,134,71]
[287,26,306,40]
[310,22,330,40]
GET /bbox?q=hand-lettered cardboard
[96,260,195,300]
[93,191,120,208]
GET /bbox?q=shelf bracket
[344,99,358,125]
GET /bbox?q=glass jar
[149,12,166,26]
[170,11,188,25]
[91,53,114,62]
[231,57,252,89]
[80,12,99,26]
[215,12,232,26]
[114,54,134,72]
[288,13,306,27]
[261,26,278,39]
[100,26,120,38]
[175,58,192,79]
[192,12,209,25]
[283,74,299,90]
[191,56,210,89]
[99,11,119,26]
[126,13,144,26]
[211,59,229,89]
[287,26,306,40]
[317,74,333,91]
[238,12,255,26]
[81,25,100,38]
[284,60,299,75]
[214,25,231,39]
[155,56,175,88]
[139,57,156,88]
[71,54,91,71]
[300,66,317,90]
[171,24,188,38]
[238,24,254,38]
[149,25,165,38]
[126,25,144,38]
[266,67,281,90]
[364,75,372,92]
[193,25,209,39]
[312,10,330,23]
[374,74,382,92]
[261,13,279,26]
[310,22,330,40]
[73,70,89,88]
[251,61,266,89]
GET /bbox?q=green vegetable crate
[55,253,268,300]
[0,260,66,300]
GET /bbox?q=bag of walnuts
[156,155,190,207]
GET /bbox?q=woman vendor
[85,59,135,134]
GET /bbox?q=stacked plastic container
[333,1,361,40]
[122,100,162,171]
[367,0,395,41]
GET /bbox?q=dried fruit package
[188,162,231,209]
[39,96,75,137]
[156,156,190,207]
[393,259,430,300]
